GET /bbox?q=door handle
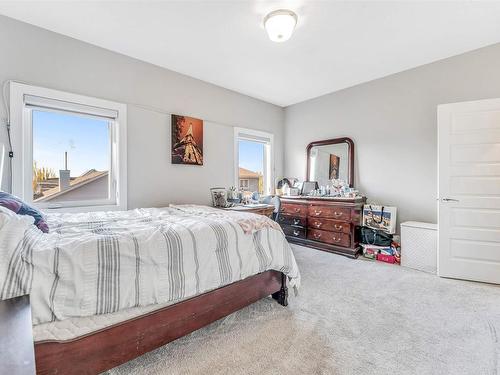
[441,198,460,202]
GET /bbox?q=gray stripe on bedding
[252,230,268,272]
[209,222,233,285]
[226,222,243,279]
[266,226,275,265]
[172,221,200,294]
[96,236,121,314]
[162,227,185,300]
[279,235,293,274]
[49,245,60,322]
[132,235,141,307]
[0,241,24,299]
[186,215,240,284]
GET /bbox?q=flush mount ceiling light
[263,9,298,42]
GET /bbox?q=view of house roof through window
[32,110,111,202]
[238,139,264,194]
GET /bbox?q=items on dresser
[279,196,366,257]
[227,186,240,203]
[276,178,302,197]
[210,187,231,208]
[301,181,318,195]
[275,178,293,196]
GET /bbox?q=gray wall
[284,43,500,226]
[3,15,500,225]
[0,15,285,208]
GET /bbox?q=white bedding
[0,205,300,327]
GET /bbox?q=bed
[0,204,300,374]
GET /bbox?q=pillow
[0,205,16,230]
[0,191,49,233]
[0,211,35,300]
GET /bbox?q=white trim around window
[9,82,127,213]
[234,127,274,196]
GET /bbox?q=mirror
[306,137,354,188]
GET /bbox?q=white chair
[261,195,281,222]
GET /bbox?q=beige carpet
[107,244,500,375]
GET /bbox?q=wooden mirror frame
[306,137,355,187]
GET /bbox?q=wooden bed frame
[34,270,288,375]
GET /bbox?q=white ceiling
[1,1,500,107]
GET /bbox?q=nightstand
[0,295,36,374]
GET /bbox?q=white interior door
[438,98,500,284]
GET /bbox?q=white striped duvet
[0,206,300,325]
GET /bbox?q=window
[10,83,127,212]
[234,128,273,196]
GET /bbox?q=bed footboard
[34,270,286,375]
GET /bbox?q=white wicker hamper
[400,221,438,274]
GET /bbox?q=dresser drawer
[308,205,351,221]
[280,203,307,217]
[308,218,350,234]
[307,228,351,247]
[278,214,307,227]
[282,225,306,239]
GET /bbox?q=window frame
[239,179,249,189]
[10,82,127,213]
[234,127,274,196]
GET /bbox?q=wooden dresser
[279,196,366,258]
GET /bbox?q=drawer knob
[332,236,341,243]
[314,210,322,216]
[315,222,322,228]
[293,219,300,225]
[334,224,343,230]
[293,230,300,236]
[334,212,343,217]
[313,233,322,240]
[294,208,301,213]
